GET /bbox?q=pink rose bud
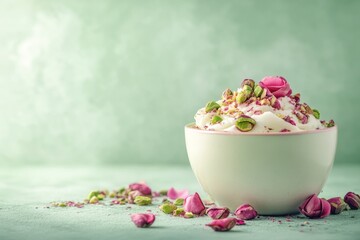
[344,192,360,209]
[128,183,152,195]
[234,204,258,220]
[183,192,206,215]
[299,194,331,219]
[327,197,347,214]
[167,187,189,200]
[131,213,155,228]
[206,207,230,219]
[205,218,236,232]
[259,76,292,98]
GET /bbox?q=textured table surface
[0,164,359,240]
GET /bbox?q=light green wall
[0,0,359,165]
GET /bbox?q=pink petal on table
[167,187,189,200]
[206,218,236,232]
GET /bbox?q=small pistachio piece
[260,88,267,99]
[235,115,256,132]
[313,109,320,119]
[327,119,335,128]
[254,85,263,97]
[109,191,116,198]
[236,92,248,104]
[87,191,99,200]
[211,115,223,124]
[134,196,152,206]
[242,84,253,92]
[89,196,99,204]
[184,212,194,218]
[119,187,126,195]
[173,198,185,206]
[303,103,313,115]
[97,194,105,200]
[173,208,185,216]
[159,190,168,196]
[241,79,255,89]
[222,88,233,99]
[159,203,177,214]
[205,101,221,113]
[58,202,67,207]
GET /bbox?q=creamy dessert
[195,76,335,133]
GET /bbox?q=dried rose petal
[206,207,230,219]
[299,194,331,219]
[235,219,246,225]
[234,204,258,220]
[344,192,360,209]
[206,218,236,232]
[184,192,206,215]
[131,213,155,228]
[327,197,347,214]
[128,183,152,195]
[167,187,189,200]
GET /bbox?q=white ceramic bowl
[185,123,337,215]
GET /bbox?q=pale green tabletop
[0,164,359,240]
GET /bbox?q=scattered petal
[206,207,230,219]
[167,187,189,200]
[206,218,236,232]
[129,183,152,195]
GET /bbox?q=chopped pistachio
[173,198,185,206]
[159,190,168,196]
[58,202,67,207]
[87,191,99,200]
[269,96,277,105]
[89,196,99,204]
[260,98,270,106]
[254,85,263,97]
[97,194,105,200]
[242,84,253,92]
[109,191,116,198]
[184,212,194,218]
[260,88,267,99]
[119,187,126,195]
[236,92,248,104]
[303,103,313,115]
[159,203,177,214]
[205,101,221,113]
[222,88,233,99]
[312,109,320,119]
[173,208,185,216]
[327,119,335,128]
[211,115,223,124]
[235,115,256,132]
[241,79,255,89]
[134,196,152,206]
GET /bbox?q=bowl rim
[185,122,337,136]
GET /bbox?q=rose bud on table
[299,194,331,219]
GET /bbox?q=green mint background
[0,0,359,166]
